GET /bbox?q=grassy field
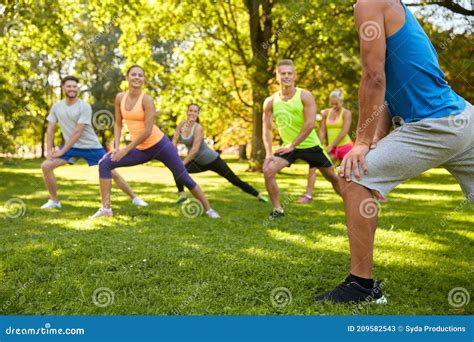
[0,157,472,315]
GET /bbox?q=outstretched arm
[51,123,86,158]
[183,124,204,165]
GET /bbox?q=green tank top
[272,88,320,149]
[326,108,352,146]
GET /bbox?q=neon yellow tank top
[272,88,320,149]
[326,108,352,146]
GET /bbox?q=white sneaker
[89,208,113,218]
[40,200,61,209]
[132,197,148,207]
[206,208,220,219]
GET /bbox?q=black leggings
[175,156,259,197]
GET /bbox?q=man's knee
[263,167,276,180]
[41,160,55,172]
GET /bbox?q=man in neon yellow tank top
[262,59,341,218]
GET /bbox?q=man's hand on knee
[339,144,370,181]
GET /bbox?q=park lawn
[0,157,472,316]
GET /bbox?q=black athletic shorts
[274,145,333,168]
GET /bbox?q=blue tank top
[385,1,465,122]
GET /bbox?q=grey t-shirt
[47,99,102,149]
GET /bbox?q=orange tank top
[120,92,163,150]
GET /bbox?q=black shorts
[274,145,332,168]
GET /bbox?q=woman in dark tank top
[171,103,268,204]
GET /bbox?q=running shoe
[132,197,149,207]
[314,277,387,304]
[89,208,113,218]
[176,195,188,204]
[258,195,269,203]
[40,200,61,209]
[206,208,220,219]
[269,209,284,218]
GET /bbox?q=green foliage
[0,0,472,158]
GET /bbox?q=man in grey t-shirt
[40,75,148,209]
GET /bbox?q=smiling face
[62,80,78,99]
[126,66,145,89]
[187,104,199,122]
[276,65,296,87]
[330,97,342,110]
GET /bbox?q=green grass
[0,157,472,315]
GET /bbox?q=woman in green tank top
[297,89,352,204]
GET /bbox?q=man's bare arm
[262,97,274,158]
[354,0,387,146]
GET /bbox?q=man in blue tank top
[315,0,473,304]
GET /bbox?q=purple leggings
[99,136,197,190]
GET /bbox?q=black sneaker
[314,277,387,304]
[269,209,285,218]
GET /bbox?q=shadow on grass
[0,159,472,315]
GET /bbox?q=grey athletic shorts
[352,102,474,202]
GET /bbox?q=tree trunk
[238,143,248,160]
[246,0,273,171]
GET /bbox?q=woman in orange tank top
[90,65,220,218]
